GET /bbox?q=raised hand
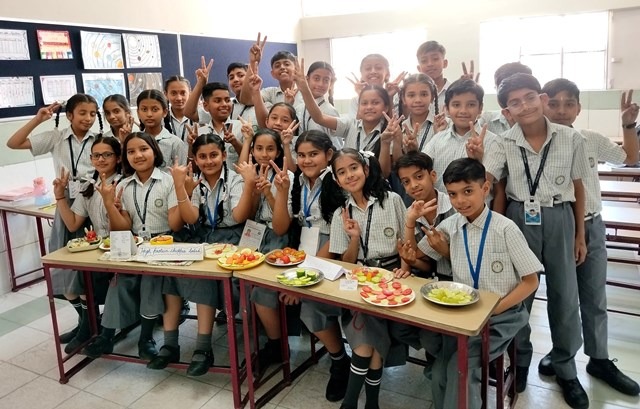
[36,102,61,123]
[280,120,300,145]
[234,157,258,183]
[238,116,254,141]
[96,172,117,206]
[118,114,135,142]
[397,239,417,266]
[424,226,450,258]
[342,207,361,239]
[168,157,189,188]
[270,157,290,192]
[246,64,263,93]
[621,89,639,126]
[382,112,404,144]
[284,87,299,105]
[402,121,420,152]
[347,72,367,96]
[433,112,448,133]
[385,71,408,98]
[293,58,307,87]
[52,167,70,199]
[249,32,268,66]
[196,56,214,84]
[183,162,200,196]
[465,123,487,160]
[222,123,237,144]
[255,164,272,196]
[185,123,199,146]
[113,186,124,211]
[460,61,480,82]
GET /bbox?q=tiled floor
[0,262,639,409]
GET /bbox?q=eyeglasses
[90,152,116,160]
[506,92,540,112]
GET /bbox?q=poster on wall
[0,77,35,109]
[0,29,30,60]
[80,31,124,70]
[127,72,163,107]
[36,30,73,59]
[123,33,161,68]
[82,73,126,107]
[40,75,78,105]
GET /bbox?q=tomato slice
[402,288,413,296]
[392,282,402,289]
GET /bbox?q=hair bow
[359,150,374,166]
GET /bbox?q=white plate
[98,236,143,251]
[67,237,102,252]
[420,281,480,307]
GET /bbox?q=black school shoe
[138,339,158,361]
[515,366,529,393]
[83,335,114,359]
[59,326,79,344]
[326,355,351,402]
[187,350,214,376]
[556,377,589,409]
[538,352,555,376]
[147,345,180,369]
[587,358,640,396]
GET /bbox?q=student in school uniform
[100,132,184,361]
[478,62,533,136]
[184,59,259,128]
[102,94,138,142]
[412,158,540,409]
[398,73,440,154]
[484,73,590,408]
[6,94,103,344]
[539,78,640,396]
[197,82,244,168]
[425,79,500,192]
[326,149,408,409]
[163,76,194,143]
[136,90,188,172]
[297,61,342,149]
[416,41,450,115]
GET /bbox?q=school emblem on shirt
[491,261,504,273]
[588,157,595,168]
[383,227,395,237]
[555,175,565,185]
[154,198,164,207]
[223,209,229,217]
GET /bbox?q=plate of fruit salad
[276,267,324,287]
[421,282,479,307]
[360,281,415,307]
[347,266,394,286]
[217,248,265,270]
[204,243,238,259]
[265,248,306,266]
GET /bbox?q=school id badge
[524,198,541,225]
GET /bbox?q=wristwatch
[623,122,637,129]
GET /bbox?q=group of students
[6,34,640,409]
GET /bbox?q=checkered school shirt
[425,124,500,192]
[297,96,339,137]
[336,117,385,152]
[329,192,406,261]
[401,117,436,153]
[255,168,294,230]
[154,128,188,171]
[118,168,178,236]
[414,189,456,276]
[29,127,98,180]
[71,173,121,237]
[484,118,590,205]
[190,170,244,228]
[261,86,304,109]
[296,171,331,235]
[418,205,543,297]
[479,111,512,136]
[580,129,627,215]
[197,120,244,168]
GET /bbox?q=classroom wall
[0,0,302,295]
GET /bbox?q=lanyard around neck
[303,184,322,227]
[205,182,223,229]
[520,139,552,198]
[462,210,492,289]
[133,179,157,228]
[68,136,90,178]
[349,203,374,261]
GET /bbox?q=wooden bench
[600,180,640,200]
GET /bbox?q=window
[330,29,427,100]
[479,12,609,91]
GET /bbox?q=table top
[600,180,640,198]
[598,163,640,178]
[602,205,640,230]
[0,202,56,219]
[41,247,232,279]
[233,260,501,337]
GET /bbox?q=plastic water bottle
[33,177,51,206]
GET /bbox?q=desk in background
[0,202,56,291]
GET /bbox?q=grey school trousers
[507,201,582,380]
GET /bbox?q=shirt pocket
[483,252,517,291]
[545,165,571,191]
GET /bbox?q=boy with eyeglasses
[484,73,590,409]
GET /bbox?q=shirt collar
[346,194,377,210]
[455,204,491,230]
[356,119,384,135]
[64,127,96,142]
[298,167,330,187]
[131,167,164,186]
[436,189,454,216]
[154,127,173,141]
[504,117,558,150]
[201,171,227,192]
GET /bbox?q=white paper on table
[299,226,320,256]
[299,255,347,281]
[109,231,137,261]
[40,75,78,104]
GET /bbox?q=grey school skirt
[163,224,243,308]
[101,274,140,329]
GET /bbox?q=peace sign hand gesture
[196,56,214,84]
[433,112,448,133]
[96,172,119,207]
[234,156,258,183]
[183,162,201,196]
[402,122,420,152]
[382,112,404,144]
[347,72,367,96]
[293,58,307,87]
[460,61,480,82]
[118,114,135,142]
[385,71,408,98]
[465,123,488,161]
[284,87,299,105]
[270,157,290,193]
[36,102,61,123]
[280,120,300,145]
[249,32,268,66]
[256,164,272,196]
[342,207,361,239]
[246,64,263,93]
[185,123,199,146]
[621,89,639,126]
[52,167,70,200]
[238,116,254,141]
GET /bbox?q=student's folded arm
[298,79,338,131]
[184,81,203,122]
[493,272,539,315]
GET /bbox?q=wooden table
[0,202,56,291]
[599,180,640,200]
[598,163,640,179]
[40,248,247,409]
[234,261,501,409]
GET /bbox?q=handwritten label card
[136,243,204,261]
[238,220,266,250]
[110,231,136,261]
[339,279,359,291]
[299,255,347,281]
